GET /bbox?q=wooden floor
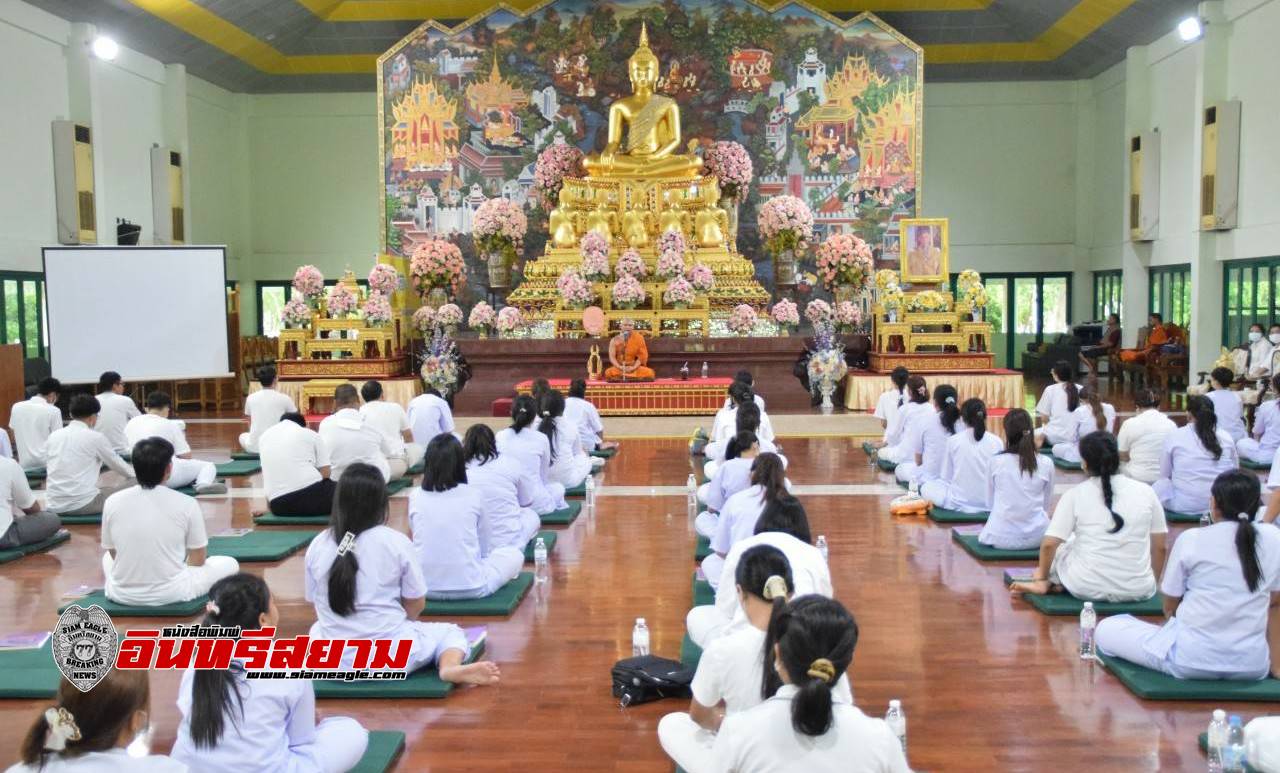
[0,392,1250,771]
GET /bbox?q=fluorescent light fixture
[91,35,119,60]
[1177,16,1203,42]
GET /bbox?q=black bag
[611,655,694,707]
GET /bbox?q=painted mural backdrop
[378,0,921,291]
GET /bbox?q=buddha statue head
[628,23,659,92]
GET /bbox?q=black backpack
[610,655,694,707]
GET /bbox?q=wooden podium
[0,344,24,448]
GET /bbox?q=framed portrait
[878,232,901,270]
[899,218,949,285]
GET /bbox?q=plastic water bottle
[701,361,709,379]
[907,478,919,495]
[1200,512,1213,528]
[687,473,698,517]
[1207,709,1228,773]
[533,537,549,584]
[885,700,906,753]
[816,535,829,563]
[1079,601,1097,660]
[1223,715,1246,772]
[585,475,596,508]
[631,617,650,657]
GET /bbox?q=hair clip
[43,707,81,751]
[205,601,220,616]
[945,396,956,404]
[1237,512,1251,521]
[337,530,356,556]
[806,658,836,684]
[762,575,789,601]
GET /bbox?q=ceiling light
[1177,17,1203,42]
[91,35,119,60]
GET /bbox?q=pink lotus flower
[805,299,833,325]
[704,141,753,199]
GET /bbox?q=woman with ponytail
[920,397,1003,513]
[711,596,909,773]
[703,453,793,588]
[1238,374,1280,466]
[171,573,370,772]
[1050,379,1116,465]
[695,430,761,540]
[705,401,785,478]
[13,670,177,772]
[304,463,499,687]
[496,394,568,513]
[876,375,933,467]
[536,390,593,491]
[1116,388,1177,483]
[1097,470,1280,680]
[894,384,959,488]
[1153,395,1239,515]
[1011,432,1168,603]
[1034,360,1080,447]
[1207,366,1249,443]
[463,424,541,552]
[871,366,911,447]
[979,409,1055,550]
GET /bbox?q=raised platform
[514,377,732,416]
[252,376,421,412]
[867,351,995,372]
[844,368,1024,411]
[276,356,410,380]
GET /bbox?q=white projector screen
[43,246,231,383]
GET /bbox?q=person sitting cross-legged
[101,437,238,605]
[44,395,135,516]
[407,386,456,448]
[0,453,60,551]
[565,379,618,453]
[462,425,541,553]
[359,379,424,478]
[238,366,296,454]
[9,377,62,471]
[93,371,139,455]
[318,384,394,482]
[125,391,224,495]
[604,319,655,381]
[260,413,336,517]
[1239,375,1280,467]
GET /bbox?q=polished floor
[0,404,1257,772]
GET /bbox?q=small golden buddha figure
[659,191,686,235]
[622,210,650,248]
[549,188,579,248]
[582,24,703,180]
[694,180,728,248]
[585,201,615,242]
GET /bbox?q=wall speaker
[151,147,184,244]
[51,121,97,244]
[1200,100,1241,231]
[1129,130,1159,242]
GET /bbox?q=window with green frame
[256,278,369,337]
[1092,270,1122,321]
[1149,264,1191,328]
[1223,257,1280,347]
[1,271,47,360]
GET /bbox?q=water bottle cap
[889,699,901,709]
[1083,601,1094,609]
[1230,715,1242,725]
[536,537,545,545]
[636,617,646,625]
[1213,709,1226,720]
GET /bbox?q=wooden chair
[1110,325,1151,386]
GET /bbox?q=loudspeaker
[1129,130,1159,242]
[51,121,97,244]
[150,147,184,244]
[1200,100,1241,231]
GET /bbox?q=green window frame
[1222,257,1280,347]
[0,270,48,360]
[1092,270,1122,321]
[1148,264,1191,329]
[950,271,1073,369]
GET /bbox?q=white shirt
[1250,400,1280,455]
[723,394,767,412]
[45,421,135,512]
[259,420,329,500]
[714,532,831,634]
[938,427,1003,510]
[0,457,38,537]
[359,400,411,457]
[1035,381,1079,443]
[904,411,952,484]
[712,684,910,773]
[980,453,1054,550]
[242,388,297,452]
[318,408,392,481]
[9,395,62,469]
[466,455,536,551]
[712,485,770,557]
[1066,402,1117,439]
[711,405,776,447]
[1117,409,1177,483]
[564,396,604,451]
[1208,389,1248,443]
[691,624,852,716]
[1046,475,1168,602]
[6,750,186,773]
[125,413,191,456]
[1246,338,1276,378]
[93,391,140,453]
[890,401,934,453]
[0,431,10,461]
[874,387,907,443]
[305,525,423,641]
[703,457,755,512]
[408,484,492,595]
[101,486,205,605]
[407,393,455,446]
[1159,425,1239,514]
[496,426,554,485]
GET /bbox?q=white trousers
[1035,427,1074,447]
[237,432,257,453]
[657,713,717,773]
[877,442,912,465]
[1052,441,1083,464]
[165,458,217,489]
[425,546,524,600]
[1238,438,1277,466]
[701,553,725,591]
[895,461,920,485]
[1095,614,1270,681]
[694,511,718,539]
[102,553,239,605]
[296,717,369,773]
[686,604,731,648]
[703,459,721,479]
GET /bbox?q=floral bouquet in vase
[908,290,951,313]
[579,232,611,281]
[435,303,463,332]
[688,263,715,293]
[533,142,584,209]
[410,239,466,300]
[704,141,753,200]
[804,299,833,327]
[806,325,848,413]
[496,306,524,336]
[361,291,392,327]
[557,268,596,309]
[663,276,695,309]
[835,301,863,334]
[411,306,435,335]
[957,269,983,295]
[367,264,401,296]
[727,304,758,336]
[280,297,312,329]
[816,233,874,297]
[757,196,814,255]
[468,301,496,336]
[419,330,460,397]
[615,248,647,279]
[770,299,800,334]
[655,249,686,280]
[875,269,900,292]
[326,283,358,318]
[611,274,646,309]
[473,198,527,262]
[963,283,989,320]
[657,230,686,260]
[292,265,324,307]
[881,284,905,321]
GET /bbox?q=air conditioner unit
[1200,100,1241,230]
[151,147,185,244]
[51,121,97,244]
[1129,131,1159,241]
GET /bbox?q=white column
[1119,46,1152,346]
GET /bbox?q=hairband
[762,575,789,601]
[806,658,836,684]
[205,601,220,616]
[944,396,956,405]
[1237,512,1251,522]
[337,530,356,557]
[43,707,81,751]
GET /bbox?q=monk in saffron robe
[1118,312,1172,364]
[604,319,656,381]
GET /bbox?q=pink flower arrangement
[496,306,524,333]
[770,299,800,328]
[579,232,610,280]
[533,142,584,208]
[727,304,758,336]
[556,268,596,308]
[473,198,527,259]
[611,274,647,308]
[468,301,496,329]
[411,306,435,333]
[704,141,753,199]
[280,297,311,328]
[361,291,392,326]
[688,263,715,293]
[367,263,401,296]
[757,196,814,254]
[292,265,324,301]
[615,248,647,278]
[326,283,358,318]
[835,301,863,331]
[435,303,463,327]
[663,276,696,307]
[804,299,833,325]
[657,230,686,259]
[815,233,874,289]
[410,239,467,296]
[655,249,686,280]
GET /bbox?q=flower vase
[774,250,797,287]
[971,310,982,322]
[486,252,511,290]
[425,286,448,309]
[819,377,836,414]
[834,283,856,304]
[478,329,489,340]
[671,302,689,310]
[887,309,899,323]
[723,196,740,250]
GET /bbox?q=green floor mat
[314,638,485,699]
[253,512,330,526]
[172,479,228,497]
[58,512,101,525]
[680,632,703,669]
[565,480,588,498]
[1051,456,1083,471]
[230,451,259,461]
[24,467,46,482]
[406,459,424,475]
[540,501,582,525]
[927,507,989,524]
[0,642,61,697]
[0,530,70,564]
[876,456,897,472]
[385,477,414,495]
[1002,570,1162,615]
[1098,652,1280,701]
[1039,446,1053,455]
[421,573,534,617]
[590,447,617,458]
[951,530,1039,561]
[58,590,207,616]
[1165,509,1204,524]
[861,441,876,456]
[215,459,261,476]
[1242,458,1271,471]
[692,573,713,606]
[695,535,711,561]
[523,530,558,562]
[1196,733,1260,772]
[349,731,407,773]
[208,530,315,562]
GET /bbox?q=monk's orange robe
[1118,324,1170,363]
[604,332,655,381]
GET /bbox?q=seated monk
[1118,312,1170,364]
[604,319,656,381]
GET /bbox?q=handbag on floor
[611,654,694,707]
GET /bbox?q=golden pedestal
[550,281,711,338]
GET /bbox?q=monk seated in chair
[1117,312,1181,364]
[604,319,655,381]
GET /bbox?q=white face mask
[1249,331,1263,343]
[1271,333,1280,345]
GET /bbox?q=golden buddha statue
[622,210,650,248]
[694,180,728,248]
[549,187,579,248]
[582,24,703,180]
[585,201,615,242]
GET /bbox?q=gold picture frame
[899,218,949,286]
